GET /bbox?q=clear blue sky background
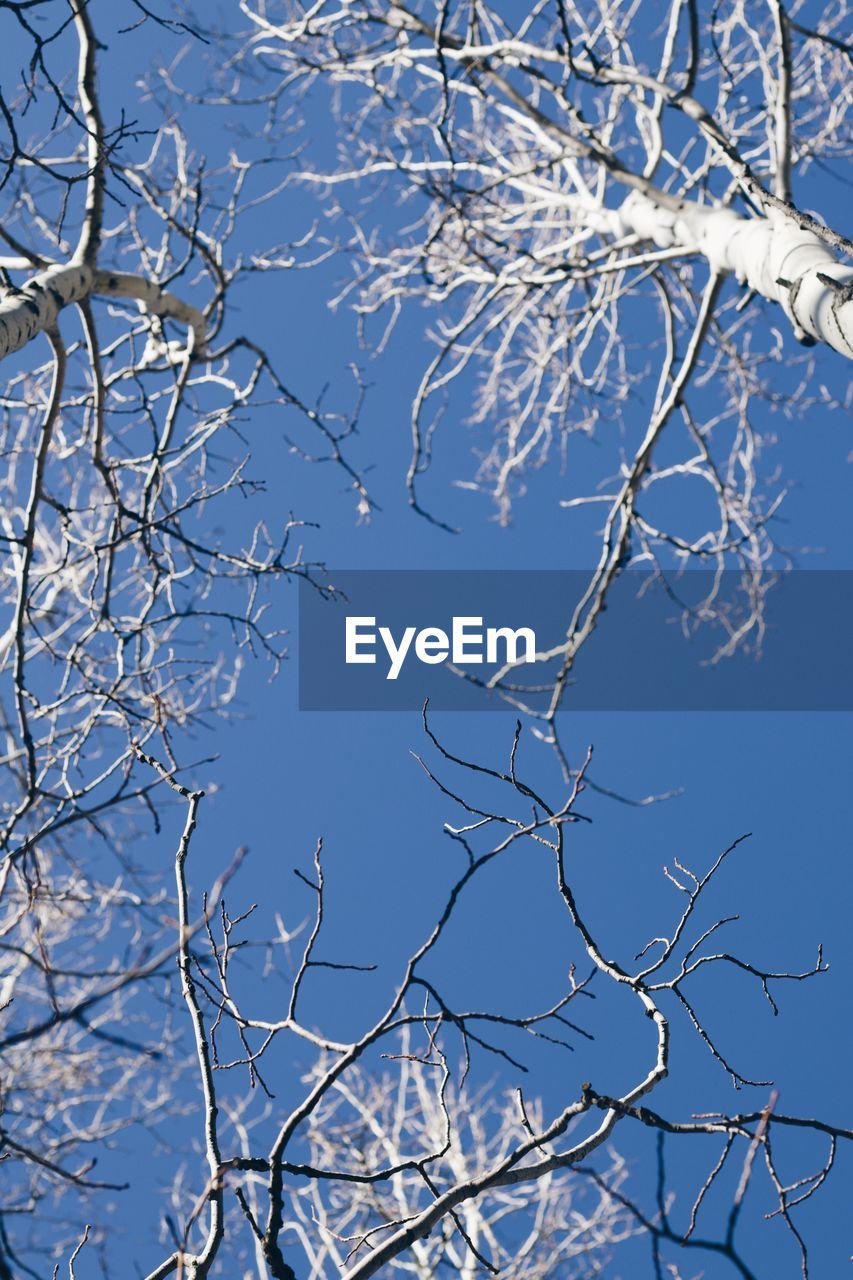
[170,23,851,1272]
[11,4,851,1276]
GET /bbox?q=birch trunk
[0,263,207,362]
[0,265,93,361]
[617,193,853,358]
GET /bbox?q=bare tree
[0,0,365,1267]
[1,3,850,1279]
[283,1050,635,1279]
[231,0,852,747]
[119,722,843,1280]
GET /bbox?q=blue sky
[161,22,851,1272]
[6,4,850,1275]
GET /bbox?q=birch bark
[617,193,853,357]
[0,265,207,362]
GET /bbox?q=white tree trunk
[0,263,207,362]
[0,264,93,360]
[617,193,853,358]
